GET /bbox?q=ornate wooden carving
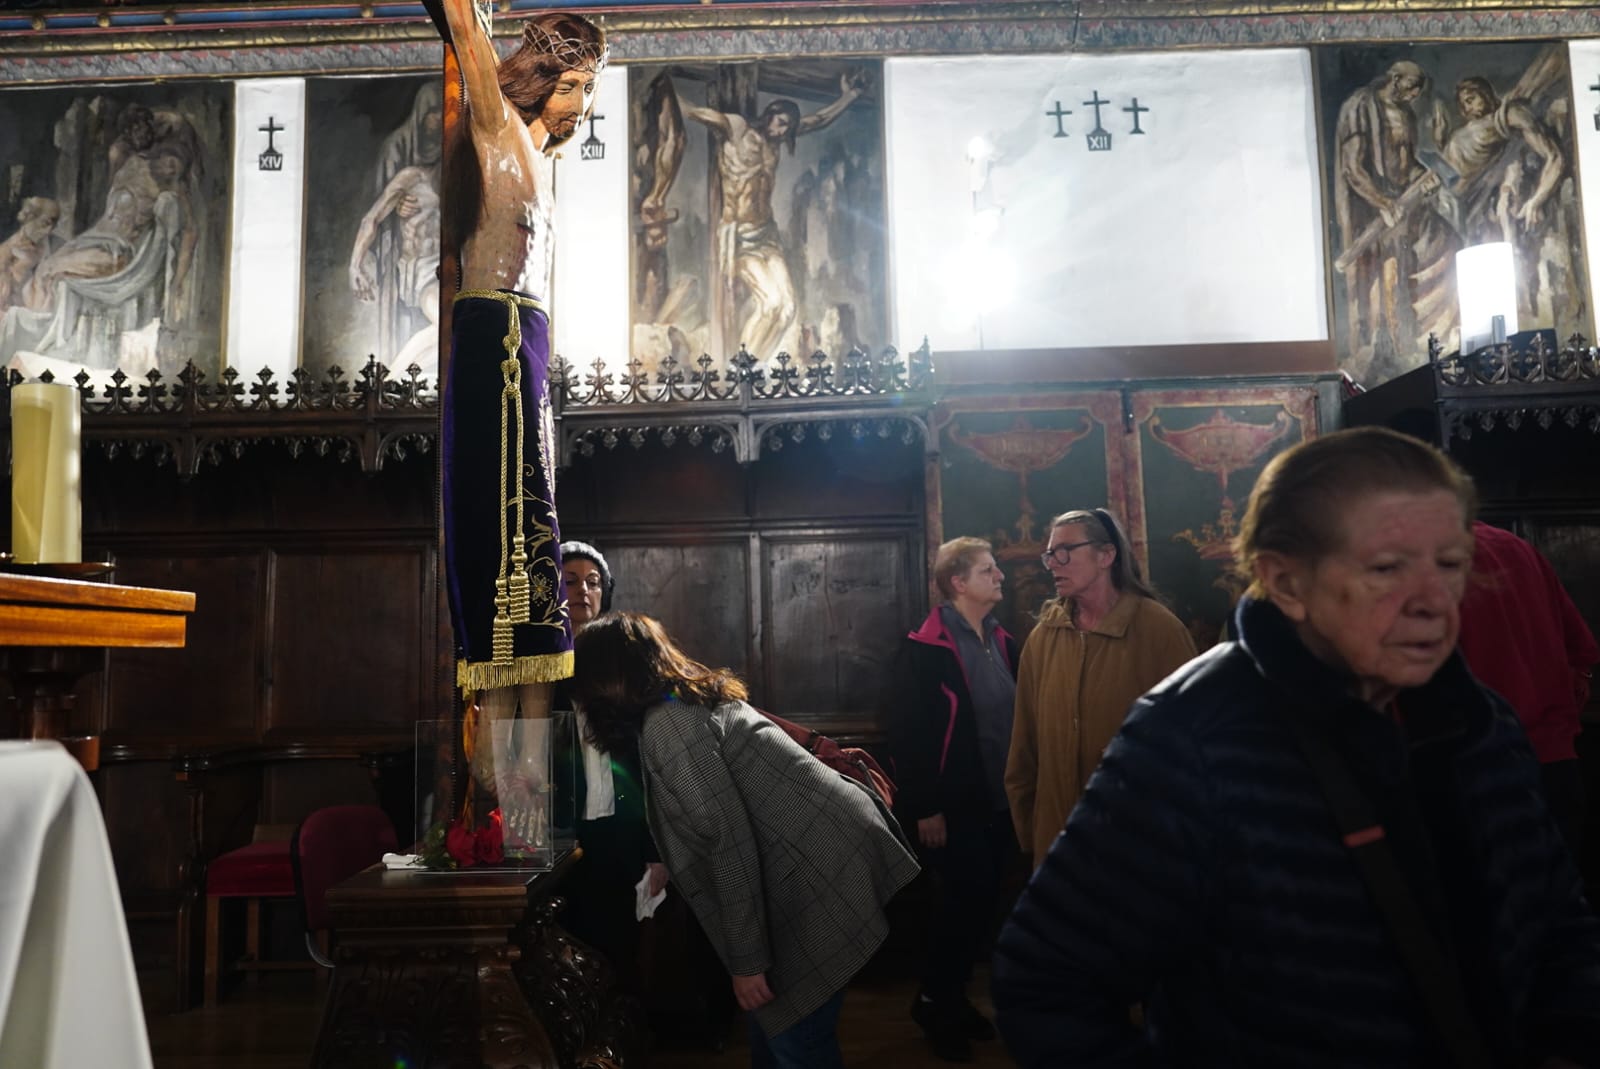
[1427,334,1600,442]
[0,360,435,476]
[310,858,643,1069]
[0,342,935,473]
[515,898,645,1069]
[553,343,936,466]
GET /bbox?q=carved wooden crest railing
[1,360,437,475]
[0,340,936,474]
[1427,333,1600,442]
[552,340,937,465]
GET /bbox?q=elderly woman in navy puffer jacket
[992,427,1600,1068]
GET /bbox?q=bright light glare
[1456,241,1517,352]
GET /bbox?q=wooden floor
[146,965,1017,1068]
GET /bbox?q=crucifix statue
[421,0,607,836]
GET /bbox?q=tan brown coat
[1005,593,1197,862]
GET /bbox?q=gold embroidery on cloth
[454,288,552,661]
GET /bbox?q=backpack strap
[1282,707,1496,1069]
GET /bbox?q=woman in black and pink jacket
[885,536,1020,1063]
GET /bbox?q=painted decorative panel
[934,385,1321,648]
[932,392,1123,644]
[302,75,441,383]
[1319,42,1592,386]
[1130,387,1320,648]
[0,83,231,384]
[625,58,887,370]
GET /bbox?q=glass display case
[414,712,578,871]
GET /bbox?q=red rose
[445,822,476,867]
[475,808,505,865]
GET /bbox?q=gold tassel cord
[492,579,513,666]
[506,329,530,624]
[453,289,547,655]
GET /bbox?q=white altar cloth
[0,741,153,1069]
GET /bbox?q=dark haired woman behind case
[572,612,919,1069]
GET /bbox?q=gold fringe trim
[457,650,574,695]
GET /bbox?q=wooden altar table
[310,849,643,1069]
[0,571,195,770]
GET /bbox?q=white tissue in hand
[635,866,666,921]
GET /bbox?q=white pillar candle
[11,382,81,564]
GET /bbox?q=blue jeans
[748,989,847,1069]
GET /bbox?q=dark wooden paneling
[762,532,915,722]
[104,551,266,741]
[1520,517,1600,666]
[84,450,437,535]
[100,761,197,895]
[269,544,435,737]
[753,434,924,519]
[561,436,928,731]
[261,761,382,827]
[604,540,752,687]
[559,442,749,529]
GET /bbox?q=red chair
[290,805,399,967]
[203,830,297,1008]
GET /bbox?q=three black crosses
[1047,93,1149,151]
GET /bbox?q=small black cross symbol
[1590,79,1600,131]
[1046,100,1073,138]
[1123,97,1149,135]
[1082,91,1111,134]
[579,111,607,160]
[259,116,283,153]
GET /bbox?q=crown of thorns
[522,22,609,72]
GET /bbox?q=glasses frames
[1040,540,1096,567]
[566,574,606,591]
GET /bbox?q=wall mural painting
[1133,390,1319,649]
[628,58,888,373]
[302,75,442,385]
[934,396,1122,645]
[935,390,1320,650]
[1321,43,1591,387]
[0,84,230,385]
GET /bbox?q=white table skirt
[0,740,153,1069]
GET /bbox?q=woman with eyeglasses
[1004,508,1196,866]
[551,541,664,996]
[992,430,1600,1066]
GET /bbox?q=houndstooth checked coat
[639,698,920,1037]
